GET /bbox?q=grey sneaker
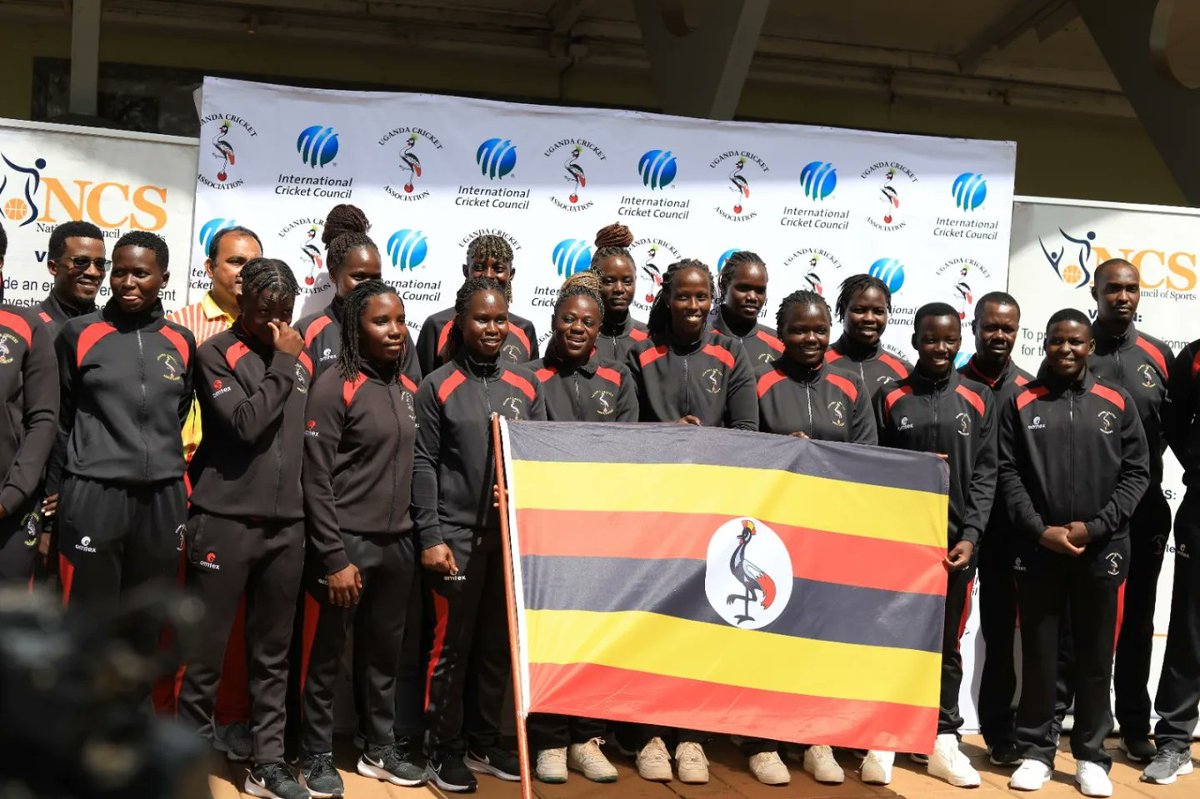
[1142,749,1194,785]
[245,763,308,799]
[213,720,253,762]
[299,752,344,798]
[357,743,426,787]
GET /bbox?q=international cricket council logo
[952,172,988,211]
[198,218,238,258]
[476,137,518,180]
[388,229,429,271]
[296,125,340,169]
[705,518,793,629]
[552,239,593,278]
[799,160,838,201]
[1040,227,1097,289]
[869,257,906,294]
[638,149,678,190]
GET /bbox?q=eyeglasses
[60,256,110,272]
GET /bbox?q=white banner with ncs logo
[0,117,198,311]
[191,76,1016,362]
[1003,196,1200,727]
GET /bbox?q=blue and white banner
[191,77,1016,362]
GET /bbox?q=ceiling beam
[957,0,1077,74]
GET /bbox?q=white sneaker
[568,738,617,783]
[927,733,981,787]
[535,747,567,784]
[674,742,709,784]
[748,751,790,785]
[803,745,844,784]
[1009,759,1052,791]
[861,750,894,785]
[1076,761,1113,797]
[635,737,671,782]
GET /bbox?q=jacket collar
[773,355,825,384]
[1092,320,1137,353]
[909,364,957,394]
[964,354,1013,389]
[542,348,599,377]
[43,291,96,322]
[455,351,503,381]
[100,298,165,330]
[831,335,882,362]
[601,313,637,339]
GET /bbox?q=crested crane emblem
[704,517,792,629]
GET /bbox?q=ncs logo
[296,126,339,168]
[952,172,987,211]
[476,138,518,180]
[869,257,906,293]
[800,161,837,201]
[198,217,237,256]
[387,229,429,270]
[552,239,592,277]
[638,149,677,190]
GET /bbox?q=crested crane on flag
[498,419,951,754]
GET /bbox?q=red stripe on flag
[516,508,946,596]
[528,661,937,754]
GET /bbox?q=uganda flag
[499,419,951,754]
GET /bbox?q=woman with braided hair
[710,251,783,368]
[621,259,756,786]
[294,203,421,384]
[825,273,911,400]
[589,222,648,362]
[298,280,425,797]
[177,258,311,799]
[415,277,546,793]
[415,234,539,374]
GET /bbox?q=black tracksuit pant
[177,514,304,763]
[939,563,977,738]
[393,534,427,739]
[528,715,606,751]
[1014,536,1129,770]
[0,498,39,584]
[58,475,187,653]
[1153,489,1200,751]
[300,531,413,755]
[977,541,1019,749]
[424,530,510,755]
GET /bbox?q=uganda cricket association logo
[277,218,326,289]
[380,127,443,201]
[630,237,681,310]
[861,161,918,231]
[705,518,792,629]
[198,115,257,189]
[546,138,606,211]
[709,149,768,221]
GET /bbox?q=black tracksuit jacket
[593,315,649,365]
[189,323,313,520]
[825,337,913,401]
[413,355,546,548]
[303,361,420,574]
[295,296,421,384]
[1089,322,1172,484]
[999,370,1150,545]
[414,305,539,376]
[625,331,758,430]
[49,300,195,493]
[709,312,783,369]
[528,353,638,422]
[1166,339,1200,485]
[756,357,876,444]
[875,368,997,546]
[37,293,96,338]
[0,306,59,514]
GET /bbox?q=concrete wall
[0,20,1185,206]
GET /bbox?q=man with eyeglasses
[37,221,107,334]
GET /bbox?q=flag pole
[492,414,533,799]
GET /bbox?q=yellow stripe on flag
[511,460,947,548]
[526,609,940,709]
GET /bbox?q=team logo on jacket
[592,390,615,416]
[1012,556,1026,572]
[898,415,914,431]
[1098,410,1116,435]
[0,332,17,364]
[401,389,416,422]
[1138,363,1157,389]
[503,396,524,420]
[502,343,523,363]
[295,362,309,394]
[199,550,220,571]
[158,352,182,382]
[705,518,792,630]
[702,367,723,395]
[828,400,846,428]
[320,347,336,363]
[76,535,96,553]
[21,513,38,547]
[211,378,232,399]
[176,524,186,552]
[1106,552,1123,576]
[956,412,972,437]
[1027,415,1046,431]
[305,419,319,438]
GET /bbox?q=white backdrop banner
[993,196,1199,727]
[0,117,198,312]
[191,77,1016,362]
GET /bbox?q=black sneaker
[357,743,426,787]
[1142,748,1194,785]
[427,751,478,793]
[299,752,344,798]
[245,763,309,799]
[465,745,521,781]
[988,741,1022,767]
[1119,736,1157,763]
